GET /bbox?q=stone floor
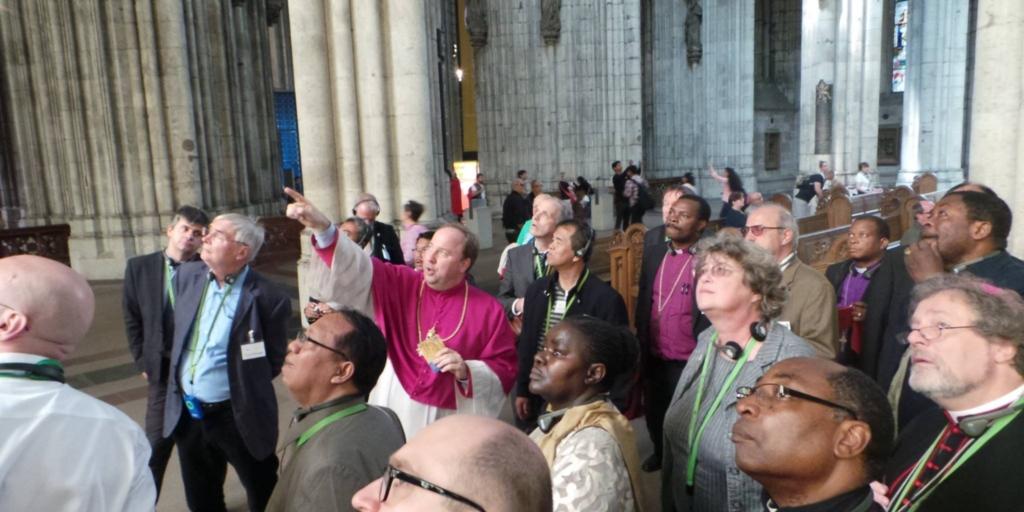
[69,211,664,511]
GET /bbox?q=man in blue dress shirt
[163,213,291,511]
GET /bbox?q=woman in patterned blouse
[528,316,646,512]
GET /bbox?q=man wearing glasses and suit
[162,213,291,511]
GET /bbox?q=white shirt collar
[949,384,1024,422]
[0,352,48,365]
[779,252,796,272]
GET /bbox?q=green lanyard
[534,252,549,279]
[296,402,368,447]
[186,281,235,384]
[889,400,1024,511]
[544,269,591,329]
[165,259,176,308]
[685,333,756,486]
[0,358,63,382]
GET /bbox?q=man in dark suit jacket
[353,193,403,264]
[123,205,208,496]
[514,219,629,424]
[635,193,709,471]
[163,213,291,511]
[882,274,1024,511]
[825,216,897,378]
[498,194,569,325]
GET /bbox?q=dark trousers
[145,372,175,497]
[614,199,628,230]
[644,356,688,460]
[173,404,278,512]
[628,204,646,226]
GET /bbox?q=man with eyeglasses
[0,256,156,511]
[266,310,405,512]
[123,205,208,498]
[825,216,899,378]
[514,219,628,426]
[883,189,1024,429]
[162,213,292,511]
[745,203,839,358]
[286,188,517,440]
[879,274,1024,511]
[351,415,553,512]
[733,357,893,511]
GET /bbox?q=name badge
[241,342,267,360]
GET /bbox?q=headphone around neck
[574,226,596,259]
[958,401,1024,438]
[719,322,769,361]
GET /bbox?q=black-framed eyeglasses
[736,383,859,419]
[740,225,786,237]
[294,330,348,360]
[897,324,977,345]
[379,464,485,511]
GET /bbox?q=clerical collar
[293,393,363,423]
[666,240,696,256]
[948,384,1024,422]
[849,259,883,278]
[765,485,874,512]
[779,252,797,272]
[951,250,1002,274]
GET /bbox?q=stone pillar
[351,0,395,219]
[289,0,340,218]
[798,0,882,180]
[968,0,1024,254]
[897,0,969,189]
[386,0,437,220]
[645,0,754,196]
[326,0,364,212]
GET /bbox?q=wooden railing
[0,224,72,266]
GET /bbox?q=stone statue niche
[685,0,703,67]
[541,0,561,45]
[466,0,488,49]
[815,80,833,155]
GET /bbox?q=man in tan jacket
[744,204,839,358]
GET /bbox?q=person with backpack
[623,165,653,226]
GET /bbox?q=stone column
[799,0,882,178]
[289,0,340,217]
[326,0,364,211]
[351,0,395,219]
[386,0,437,219]
[897,0,969,189]
[968,0,1024,254]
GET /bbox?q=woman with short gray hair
[661,232,816,512]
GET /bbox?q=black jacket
[635,234,709,360]
[516,269,628,396]
[123,251,176,380]
[502,192,532,231]
[883,406,1024,511]
[163,262,292,460]
[825,251,902,379]
[371,221,404,265]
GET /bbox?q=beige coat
[779,258,840,358]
